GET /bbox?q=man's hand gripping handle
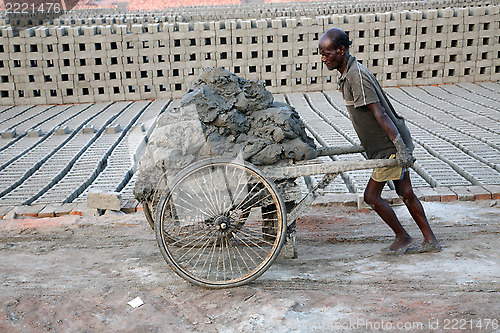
[393,134,415,168]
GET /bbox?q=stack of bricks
[0,0,491,26]
[0,5,498,105]
[1,185,499,219]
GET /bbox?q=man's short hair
[332,32,352,49]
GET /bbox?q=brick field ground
[0,202,498,331]
[0,82,499,217]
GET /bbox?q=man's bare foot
[381,236,414,255]
[405,241,442,254]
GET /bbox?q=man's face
[319,41,343,71]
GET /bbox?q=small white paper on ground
[128,297,144,308]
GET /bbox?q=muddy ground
[0,200,498,332]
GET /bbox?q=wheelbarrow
[141,144,398,288]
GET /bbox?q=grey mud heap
[134,67,318,203]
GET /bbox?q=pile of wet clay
[134,67,318,203]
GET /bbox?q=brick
[1,130,16,139]
[82,126,95,134]
[38,205,56,218]
[450,186,474,201]
[434,187,458,202]
[382,190,403,205]
[81,208,100,217]
[14,205,46,218]
[467,186,492,201]
[105,125,121,134]
[121,199,139,213]
[0,206,14,219]
[87,189,122,211]
[54,126,70,135]
[413,187,440,202]
[357,193,371,210]
[4,209,17,220]
[27,129,42,137]
[312,193,357,207]
[70,203,88,216]
[55,203,76,217]
[482,185,500,200]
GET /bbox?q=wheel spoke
[183,231,217,266]
[201,170,223,216]
[156,159,285,287]
[233,241,253,274]
[217,236,224,281]
[171,193,214,221]
[229,190,275,219]
[185,181,219,217]
[193,172,221,216]
[235,237,262,268]
[230,181,264,213]
[225,236,234,280]
[172,228,214,256]
[232,227,277,246]
[232,229,273,255]
[185,179,218,217]
[206,232,219,279]
[232,233,265,262]
[228,170,251,208]
[191,231,218,270]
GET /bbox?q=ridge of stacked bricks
[0,4,498,105]
[0,185,498,219]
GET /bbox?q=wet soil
[1,200,499,332]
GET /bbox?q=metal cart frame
[142,145,398,288]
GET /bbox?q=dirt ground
[0,200,499,332]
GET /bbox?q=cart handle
[317,145,364,156]
[262,158,399,180]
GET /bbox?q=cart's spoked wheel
[155,158,286,288]
[261,205,278,242]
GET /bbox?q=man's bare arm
[366,102,413,167]
[366,102,399,141]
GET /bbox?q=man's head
[319,28,351,71]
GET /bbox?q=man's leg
[364,178,413,252]
[393,171,440,251]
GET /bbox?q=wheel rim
[158,160,285,287]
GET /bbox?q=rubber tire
[155,157,287,289]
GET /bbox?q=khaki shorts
[371,154,406,182]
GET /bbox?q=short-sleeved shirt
[338,56,414,159]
